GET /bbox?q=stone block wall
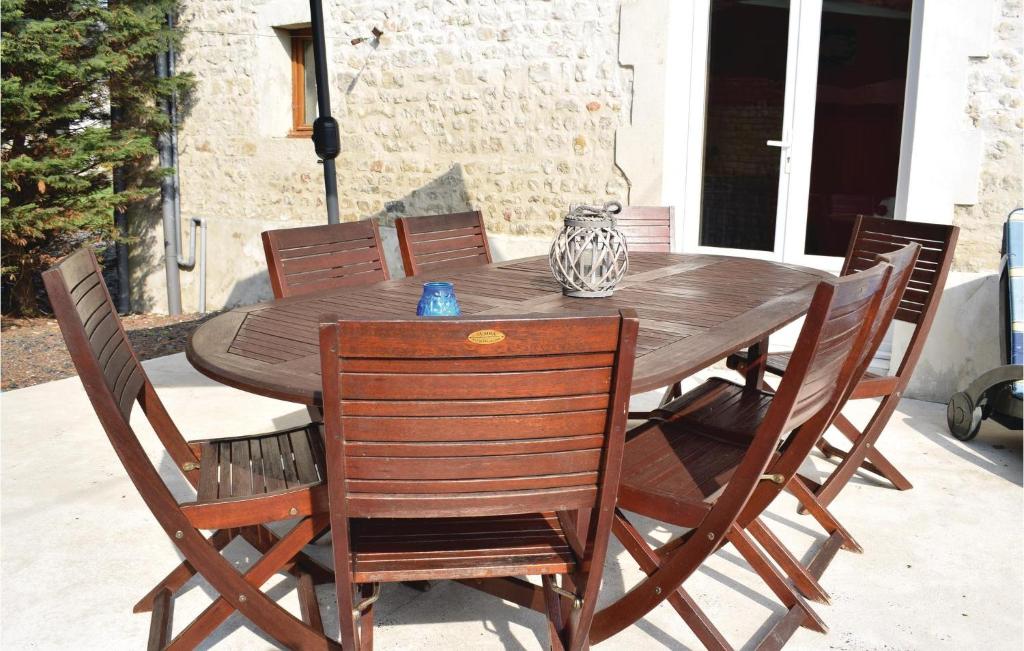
[953,0,1023,272]
[131,0,632,311]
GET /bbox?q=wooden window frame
[289,28,313,138]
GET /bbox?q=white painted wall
[893,271,1003,402]
[895,0,995,224]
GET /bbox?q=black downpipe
[156,37,182,314]
[309,0,340,224]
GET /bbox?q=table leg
[744,338,769,390]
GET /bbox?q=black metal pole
[309,0,340,225]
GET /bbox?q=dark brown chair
[395,210,492,277]
[318,311,639,650]
[618,205,681,413]
[728,216,959,507]
[618,207,677,416]
[589,262,891,649]
[616,205,673,253]
[43,248,338,650]
[262,219,389,298]
[736,242,922,602]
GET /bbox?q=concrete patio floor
[2,352,1021,650]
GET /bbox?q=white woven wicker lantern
[549,201,629,298]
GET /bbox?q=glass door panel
[698,0,791,253]
[801,1,912,257]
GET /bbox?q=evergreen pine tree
[1,0,191,315]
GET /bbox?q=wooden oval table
[188,253,830,403]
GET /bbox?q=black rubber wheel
[947,391,983,441]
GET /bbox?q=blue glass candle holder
[416,282,461,317]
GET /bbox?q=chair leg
[813,396,905,508]
[165,515,335,651]
[816,437,842,459]
[542,575,568,651]
[788,475,862,554]
[746,518,830,604]
[787,475,862,581]
[611,510,732,651]
[241,525,334,585]
[833,412,913,490]
[147,588,174,651]
[743,338,769,390]
[659,382,683,407]
[297,571,325,635]
[358,583,376,651]
[627,382,684,420]
[726,524,827,636]
[135,528,233,613]
[337,580,359,650]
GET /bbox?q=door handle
[767,139,792,173]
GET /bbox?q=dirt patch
[1,312,218,391]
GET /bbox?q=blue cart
[947,208,1024,440]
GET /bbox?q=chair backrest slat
[395,210,492,277]
[43,248,199,485]
[45,249,146,420]
[616,206,673,253]
[841,216,958,327]
[776,262,891,436]
[319,312,637,519]
[850,242,922,379]
[262,219,390,298]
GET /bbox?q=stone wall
[132,0,1021,320]
[133,0,632,311]
[952,0,1023,272]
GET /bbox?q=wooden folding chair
[318,311,639,650]
[615,206,682,418]
[728,216,959,506]
[395,210,492,276]
[43,248,338,650]
[736,242,922,601]
[590,262,891,649]
[616,206,674,253]
[262,219,389,298]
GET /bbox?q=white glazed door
[681,0,913,274]
[680,0,817,263]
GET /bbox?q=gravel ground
[1,312,217,391]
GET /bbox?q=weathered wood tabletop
[187,253,830,405]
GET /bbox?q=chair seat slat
[260,435,288,493]
[230,439,252,499]
[277,432,300,488]
[197,443,220,502]
[289,428,320,485]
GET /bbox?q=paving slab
[2,353,1020,650]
